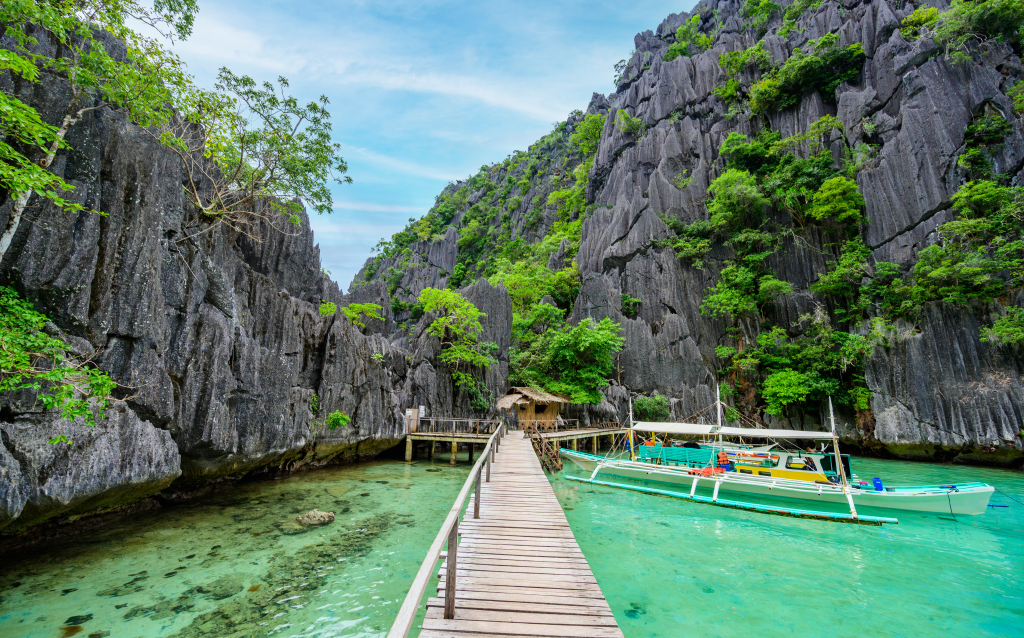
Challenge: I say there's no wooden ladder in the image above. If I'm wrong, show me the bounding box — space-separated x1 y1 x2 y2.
525 422 562 473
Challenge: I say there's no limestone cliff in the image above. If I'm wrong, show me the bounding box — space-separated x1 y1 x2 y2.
0 30 512 535
358 0 1024 466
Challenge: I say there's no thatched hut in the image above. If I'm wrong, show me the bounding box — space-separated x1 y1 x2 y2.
496 387 572 428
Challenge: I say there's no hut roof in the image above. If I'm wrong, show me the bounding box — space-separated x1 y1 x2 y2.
496 393 529 411
496 387 572 411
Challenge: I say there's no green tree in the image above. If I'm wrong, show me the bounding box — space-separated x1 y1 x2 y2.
613 110 645 137
982 306 1024 345
663 14 714 61
761 369 810 415
0 287 117 443
319 301 384 329
707 169 768 230
541 318 625 404
418 288 495 399
570 113 605 156
0 0 199 261
163 69 352 233
634 394 670 421
806 176 865 225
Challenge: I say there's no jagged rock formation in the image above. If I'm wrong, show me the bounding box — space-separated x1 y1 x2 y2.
357 0 1023 466
0 30 512 534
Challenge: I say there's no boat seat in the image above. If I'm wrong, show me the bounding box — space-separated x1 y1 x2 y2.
637 446 714 467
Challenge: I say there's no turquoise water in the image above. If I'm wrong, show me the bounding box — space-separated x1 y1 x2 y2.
550 456 1024 638
2 453 1021 638
0 458 469 638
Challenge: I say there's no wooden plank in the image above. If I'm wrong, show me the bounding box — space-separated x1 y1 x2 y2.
425 607 620 627
437 576 605 593
440 563 596 577
391 431 621 638
433 590 613 609
425 597 613 617
421 618 624 637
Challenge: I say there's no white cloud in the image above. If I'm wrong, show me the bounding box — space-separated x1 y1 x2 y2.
338 66 570 122
332 200 427 213
340 144 466 182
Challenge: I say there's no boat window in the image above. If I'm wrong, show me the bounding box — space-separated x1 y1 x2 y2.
785 456 818 472
819 454 853 479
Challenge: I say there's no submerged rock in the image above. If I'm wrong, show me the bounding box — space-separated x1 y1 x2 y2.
295 509 335 526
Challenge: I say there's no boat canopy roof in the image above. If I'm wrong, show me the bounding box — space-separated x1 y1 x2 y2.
631 422 836 440
632 422 717 435
718 427 835 440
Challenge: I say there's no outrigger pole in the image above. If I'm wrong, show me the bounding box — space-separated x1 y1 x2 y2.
829 397 858 518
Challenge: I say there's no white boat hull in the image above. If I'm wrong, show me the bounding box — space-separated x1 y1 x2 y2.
562 452 994 515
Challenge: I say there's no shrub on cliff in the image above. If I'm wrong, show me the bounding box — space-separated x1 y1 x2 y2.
748 34 865 113
663 14 713 61
634 394 670 421
0 287 117 443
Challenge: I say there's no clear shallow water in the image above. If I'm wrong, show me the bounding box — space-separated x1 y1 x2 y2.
551 455 1024 638
0 458 469 638
3 453 1021 638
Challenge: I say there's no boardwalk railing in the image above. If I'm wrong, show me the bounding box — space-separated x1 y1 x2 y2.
387 422 506 638
517 419 622 432
517 418 579 431
415 417 502 436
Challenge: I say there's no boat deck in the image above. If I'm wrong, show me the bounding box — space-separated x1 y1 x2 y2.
420 431 624 637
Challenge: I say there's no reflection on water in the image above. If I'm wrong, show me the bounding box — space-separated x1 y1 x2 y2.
551 455 1024 638
0 458 469 638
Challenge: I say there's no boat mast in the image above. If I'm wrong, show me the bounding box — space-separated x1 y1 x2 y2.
628 394 635 462
715 384 722 460
829 397 857 517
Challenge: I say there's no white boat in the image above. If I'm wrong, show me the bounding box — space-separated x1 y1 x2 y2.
561 397 994 517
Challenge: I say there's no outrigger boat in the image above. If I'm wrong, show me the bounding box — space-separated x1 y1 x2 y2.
562 397 994 518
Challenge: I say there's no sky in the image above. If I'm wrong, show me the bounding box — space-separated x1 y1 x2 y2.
166 0 696 289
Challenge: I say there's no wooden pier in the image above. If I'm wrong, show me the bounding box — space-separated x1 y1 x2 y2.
404 414 624 465
388 428 624 638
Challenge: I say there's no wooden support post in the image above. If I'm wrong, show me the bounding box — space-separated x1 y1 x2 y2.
486 452 491 482
468 443 474 464
405 437 413 462
450 442 458 466
473 468 481 519
571 438 577 451
592 435 598 454
444 520 458 619
430 441 435 458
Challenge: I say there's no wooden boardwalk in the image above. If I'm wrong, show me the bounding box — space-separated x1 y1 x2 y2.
420 431 623 638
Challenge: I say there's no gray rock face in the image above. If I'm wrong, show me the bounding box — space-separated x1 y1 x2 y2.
572 0 1024 464
862 303 1024 463
349 0 1023 466
0 31 511 533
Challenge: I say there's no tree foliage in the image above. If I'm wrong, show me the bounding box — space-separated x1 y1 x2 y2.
163 69 351 233
0 287 117 442
0 0 200 260
748 34 865 113
418 288 495 405
533 319 625 404
663 14 714 61
901 0 1024 60
570 113 605 156
634 394 670 421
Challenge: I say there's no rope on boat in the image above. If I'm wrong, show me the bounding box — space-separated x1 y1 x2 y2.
994 488 1023 506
